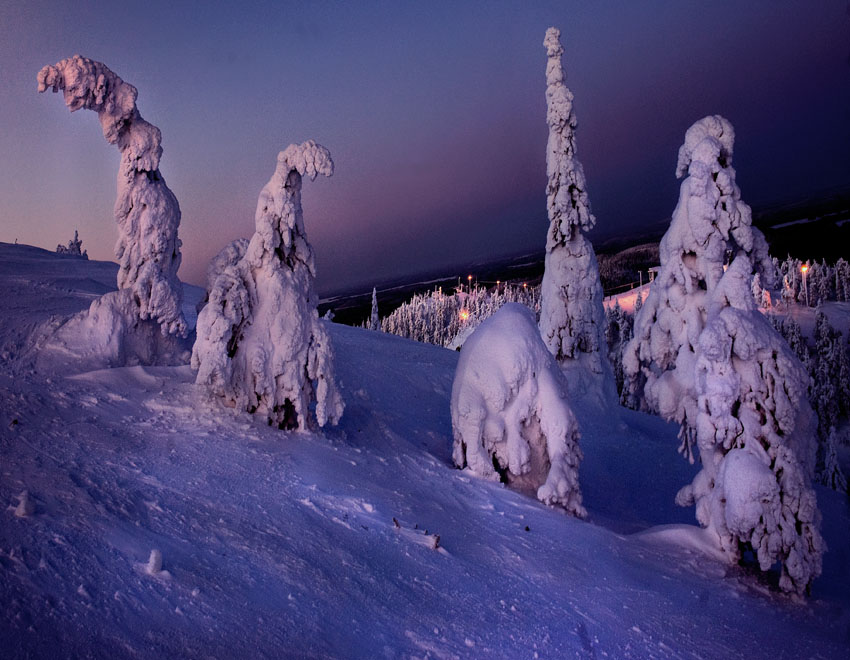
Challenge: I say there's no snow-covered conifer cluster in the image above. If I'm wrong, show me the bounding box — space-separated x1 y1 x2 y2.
192 141 343 430
381 282 539 348
624 116 823 594
538 28 607 375
451 303 584 516
38 56 186 337
55 230 88 259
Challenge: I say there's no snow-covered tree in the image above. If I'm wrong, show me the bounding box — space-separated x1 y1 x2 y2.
451 303 584 516
677 256 822 594
192 141 344 430
56 230 87 258
538 28 608 377
370 287 380 331
623 116 774 456
38 55 186 337
624 116 821 594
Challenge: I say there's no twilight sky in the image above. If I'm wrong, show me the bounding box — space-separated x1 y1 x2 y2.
1 1 848 293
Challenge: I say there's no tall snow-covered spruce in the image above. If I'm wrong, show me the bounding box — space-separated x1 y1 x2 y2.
451 304 584 516
38 55 186 338
192 142 343 430
538 28 607 378
370 287 380 331
624 116 822 594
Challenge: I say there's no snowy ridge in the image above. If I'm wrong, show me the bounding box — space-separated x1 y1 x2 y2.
1 243 849 657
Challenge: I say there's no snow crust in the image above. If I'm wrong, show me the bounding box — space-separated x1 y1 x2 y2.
192 142 344 430
451 303 584 516
538 28 608 378
624 116 822 593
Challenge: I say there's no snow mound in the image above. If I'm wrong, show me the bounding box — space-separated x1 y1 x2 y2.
451 303 584 516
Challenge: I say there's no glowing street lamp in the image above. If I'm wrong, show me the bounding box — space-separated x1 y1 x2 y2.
801 264 809 307
460 309 470 321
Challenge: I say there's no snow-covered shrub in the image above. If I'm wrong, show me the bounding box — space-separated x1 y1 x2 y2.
192 141 343 430
451 303 584 516
625 115 822 594
538 28 607 376
38 55 186 338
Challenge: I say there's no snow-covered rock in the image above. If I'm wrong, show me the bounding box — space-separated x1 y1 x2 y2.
538 28 608 381
451 303 584 516
37 55 186 362
192 141 344 430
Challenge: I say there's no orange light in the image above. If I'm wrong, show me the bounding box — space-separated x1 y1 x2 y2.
523 282 527 288
801 265 808 273
468 275 472 281
460 309 470 321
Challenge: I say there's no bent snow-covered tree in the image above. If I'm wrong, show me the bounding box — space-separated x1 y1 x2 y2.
624 116 822 594
192 142 344 430
538 28 607 377
451 303 584 516
38 55 186 337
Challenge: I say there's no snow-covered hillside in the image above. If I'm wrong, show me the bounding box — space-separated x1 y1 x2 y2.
1 243 849 658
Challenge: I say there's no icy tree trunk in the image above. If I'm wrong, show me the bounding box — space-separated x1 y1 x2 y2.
538 28 607 378
38 55 186 337
192 141 344 430
624 116 822 594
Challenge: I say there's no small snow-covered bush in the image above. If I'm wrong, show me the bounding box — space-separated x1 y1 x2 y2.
451 303 584 516
192 141 343 430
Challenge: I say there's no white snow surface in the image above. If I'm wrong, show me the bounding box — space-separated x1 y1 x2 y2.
451 304 584 516
1 243 849 658
37 55 186 338
192 142 343 430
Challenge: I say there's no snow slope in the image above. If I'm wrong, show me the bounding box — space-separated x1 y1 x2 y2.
1 243 849 658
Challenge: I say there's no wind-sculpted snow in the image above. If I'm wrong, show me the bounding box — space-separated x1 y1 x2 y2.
539 28 607 377
37 55 186 338
192 141 343 430
451 304 584 516
624 116 822 593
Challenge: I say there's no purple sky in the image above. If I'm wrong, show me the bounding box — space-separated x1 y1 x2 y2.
1 1 848 293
